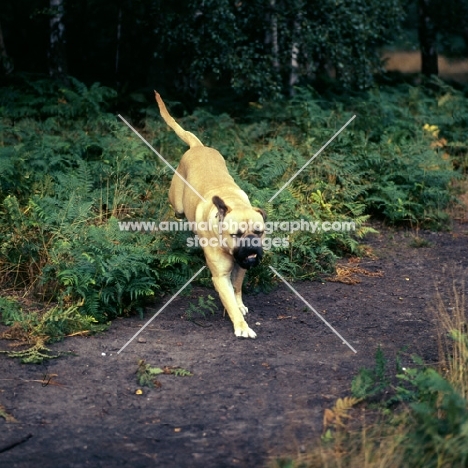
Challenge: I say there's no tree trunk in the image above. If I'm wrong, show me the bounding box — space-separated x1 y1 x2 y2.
289 15 301 96
116 7 123 83
49 0 68 81
270 0 280 74
418 0 438 76
462 13 468 52
0 19 14 74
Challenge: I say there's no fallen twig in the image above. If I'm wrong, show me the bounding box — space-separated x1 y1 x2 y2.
0 434 33 453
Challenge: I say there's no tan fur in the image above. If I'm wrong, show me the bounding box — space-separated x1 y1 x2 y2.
155 92 204 149
156 92 266 338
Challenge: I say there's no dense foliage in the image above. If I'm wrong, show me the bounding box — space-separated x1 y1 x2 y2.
0 75 466 359
0 0 405 99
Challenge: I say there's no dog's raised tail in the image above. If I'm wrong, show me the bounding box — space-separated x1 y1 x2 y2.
155 91 204 149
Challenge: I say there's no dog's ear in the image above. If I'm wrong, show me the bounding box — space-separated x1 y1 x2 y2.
253 207 267 221
212 196 230 221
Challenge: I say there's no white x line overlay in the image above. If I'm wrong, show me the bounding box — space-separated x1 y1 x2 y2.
117 266 206 354
117 110 357 354
269 266 357 353
118 114 207 203
268 114 356 202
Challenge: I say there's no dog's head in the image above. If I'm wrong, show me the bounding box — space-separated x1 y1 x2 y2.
213 195 266 270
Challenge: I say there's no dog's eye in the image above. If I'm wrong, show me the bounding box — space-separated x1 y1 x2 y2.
253 230 264 235
230 234 237 238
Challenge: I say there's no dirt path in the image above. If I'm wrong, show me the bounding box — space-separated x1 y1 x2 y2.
1 222 468 467
382 50 468 83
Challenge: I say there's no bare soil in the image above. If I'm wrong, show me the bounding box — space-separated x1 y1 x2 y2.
1 221 468 468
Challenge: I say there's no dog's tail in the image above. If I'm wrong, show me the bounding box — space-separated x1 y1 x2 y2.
155 91 204 148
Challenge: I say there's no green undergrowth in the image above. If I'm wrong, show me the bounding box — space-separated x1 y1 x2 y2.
0 75 466 358
185 294 218 321
0 296 107 363
136 359 192 389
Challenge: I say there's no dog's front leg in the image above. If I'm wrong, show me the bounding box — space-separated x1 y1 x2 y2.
231 263 248 315
204 247 256 338
211 275 256 338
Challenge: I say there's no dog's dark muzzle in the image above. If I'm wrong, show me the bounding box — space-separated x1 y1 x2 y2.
233 235 264 270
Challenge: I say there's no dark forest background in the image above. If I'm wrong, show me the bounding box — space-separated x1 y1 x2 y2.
1 0 468 107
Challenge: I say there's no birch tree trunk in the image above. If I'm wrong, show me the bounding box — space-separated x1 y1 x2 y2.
270 0 280 74
49 0 68 81
418 0 438 76
289 15 301 96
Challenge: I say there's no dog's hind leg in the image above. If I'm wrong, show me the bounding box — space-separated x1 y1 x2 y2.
168 171 186 219
231 263 248 315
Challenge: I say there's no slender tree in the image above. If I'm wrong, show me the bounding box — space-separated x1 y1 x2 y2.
289 12 301 96
115 6 123 83
48 0 68 81
270 0 280 74
0 18 13 74
418 0 438 76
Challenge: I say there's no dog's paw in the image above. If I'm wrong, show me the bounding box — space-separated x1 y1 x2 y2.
234 324 257 339
238 305 249 316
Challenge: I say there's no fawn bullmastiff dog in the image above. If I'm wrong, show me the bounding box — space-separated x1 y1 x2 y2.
155 92 265 338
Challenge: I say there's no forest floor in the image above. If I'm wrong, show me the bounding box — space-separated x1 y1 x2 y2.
1 216 468 467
